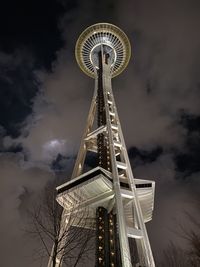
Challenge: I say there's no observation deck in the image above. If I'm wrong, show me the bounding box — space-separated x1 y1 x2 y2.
75 23 131 78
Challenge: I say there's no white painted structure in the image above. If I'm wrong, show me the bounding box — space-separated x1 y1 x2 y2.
48 23 155 267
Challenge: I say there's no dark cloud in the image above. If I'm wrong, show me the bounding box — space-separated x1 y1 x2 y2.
174 113 200 178
51 153 75 173
0 50 39 137
0 0 66 70
128 146 163 165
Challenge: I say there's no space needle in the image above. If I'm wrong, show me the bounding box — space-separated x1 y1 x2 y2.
51 23 155 267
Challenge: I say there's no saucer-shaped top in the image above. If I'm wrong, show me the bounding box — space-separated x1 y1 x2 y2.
75 23 131 78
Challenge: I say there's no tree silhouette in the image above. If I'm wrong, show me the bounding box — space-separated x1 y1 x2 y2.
160 211 200 267
26 180 95 267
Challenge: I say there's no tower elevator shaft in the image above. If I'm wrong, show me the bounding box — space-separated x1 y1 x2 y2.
96 51 120 267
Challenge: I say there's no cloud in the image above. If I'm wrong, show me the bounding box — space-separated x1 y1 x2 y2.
0 49 39 138
118 0 200 73
114 0 200 147
15 51 92 163
132 154 200 261
0 152 55 266
6 0 200 163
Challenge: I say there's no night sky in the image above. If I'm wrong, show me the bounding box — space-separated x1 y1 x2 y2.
0 0 200 266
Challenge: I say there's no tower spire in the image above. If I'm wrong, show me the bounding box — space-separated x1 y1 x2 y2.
52 23 155 267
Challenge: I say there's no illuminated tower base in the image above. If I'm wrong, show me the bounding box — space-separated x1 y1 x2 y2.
53 23 155 267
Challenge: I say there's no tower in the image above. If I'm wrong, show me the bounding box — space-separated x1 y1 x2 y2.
55 23 155 267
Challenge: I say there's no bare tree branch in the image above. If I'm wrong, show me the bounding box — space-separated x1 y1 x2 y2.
160 209 200 267
26 179 95 266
